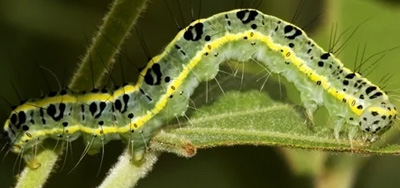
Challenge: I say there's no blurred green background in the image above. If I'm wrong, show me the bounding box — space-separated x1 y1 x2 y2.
0 0 400 187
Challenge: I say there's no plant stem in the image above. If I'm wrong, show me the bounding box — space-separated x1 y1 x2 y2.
15 140 62 188
69 0 148 90
98 150 159 188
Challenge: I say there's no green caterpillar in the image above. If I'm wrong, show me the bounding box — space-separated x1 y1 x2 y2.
3 9 397 167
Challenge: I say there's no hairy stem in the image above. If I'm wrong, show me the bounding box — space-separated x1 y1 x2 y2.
69 0 148 90
98 150 159 188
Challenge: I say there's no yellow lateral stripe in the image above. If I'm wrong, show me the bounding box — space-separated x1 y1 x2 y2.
78 93 112 102
15 95 77 111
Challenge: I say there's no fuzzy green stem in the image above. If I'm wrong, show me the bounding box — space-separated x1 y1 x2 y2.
98 150 159 188
15 140 62 188
69 0 148 90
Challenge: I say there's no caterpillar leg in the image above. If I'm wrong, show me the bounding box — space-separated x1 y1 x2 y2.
302 100 318 125
332 117 345 141
347 126 359 149
132 148 146 163
24 154 41 169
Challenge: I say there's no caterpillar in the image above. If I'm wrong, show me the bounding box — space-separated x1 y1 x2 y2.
2 8 397 167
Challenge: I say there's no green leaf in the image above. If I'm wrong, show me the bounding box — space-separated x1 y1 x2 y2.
152 90 400 155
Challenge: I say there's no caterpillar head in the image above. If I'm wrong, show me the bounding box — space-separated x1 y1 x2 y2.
3 114 29 154
3 107 41 154
359 103 397 136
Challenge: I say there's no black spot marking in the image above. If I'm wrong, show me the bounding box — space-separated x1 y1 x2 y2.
62 122 68 127
374 127 382 133
343 80 349 85
47 103 66 121
183 23 204 41
382 115 387 120
89 102 97 117
369 92 383 99
128 113 134 119
205 35 211 41
17 111 26 128
365 127 370 132
359 94 364 99
307 49 312 54
144 63 163 86
40 108 46 124
10 113 17 125
284 25 302 40
122 94 130 113
365 86 377 95
152 63 162 85
345 73 356 79
373 120 380 124
144 69 154 85
98 121 104 125
22 125 29 131
320 53 330 60
349 117 354 120
236 10 258 24
289 43 295 48
251 24 257 29
140 88 153 101
316 81 321 85
357 105 363 110
342 98 347 103
94 102 106 118
318 61 324 67
114 99 122 112
165 76 170 83
174 45 181 49
371 111 379 116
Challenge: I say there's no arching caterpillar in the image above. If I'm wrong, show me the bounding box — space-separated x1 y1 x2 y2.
3 9 397 166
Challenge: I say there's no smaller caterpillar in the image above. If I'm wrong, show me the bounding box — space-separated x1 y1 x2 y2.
3 9 397 167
